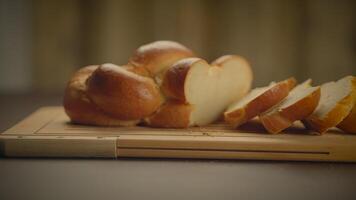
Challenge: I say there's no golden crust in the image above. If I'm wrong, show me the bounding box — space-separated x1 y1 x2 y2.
86 63 163 120
123 64 150 77
63 65 138 126
63 41 258 128
260 87 321 134
128 40 194 76
338 103 356 133
302 94 354 134
338 77 356 134
224 77 297 128
303 77 356 134
145 100 192 128
161 57 204 102
63 41 195 127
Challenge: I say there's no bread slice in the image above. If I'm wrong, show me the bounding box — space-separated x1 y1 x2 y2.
259 80 320 134
147 55 253 127
303 76 356 134
338 102 356 133
224 77 296 128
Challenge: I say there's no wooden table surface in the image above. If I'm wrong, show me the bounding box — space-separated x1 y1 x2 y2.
1 94 356 200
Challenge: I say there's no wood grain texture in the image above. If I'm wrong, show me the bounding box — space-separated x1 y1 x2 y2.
0 135 117 158
1 106 356 161
3 107 58 135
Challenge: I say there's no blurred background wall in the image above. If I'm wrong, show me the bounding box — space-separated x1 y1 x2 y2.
0 0 355 94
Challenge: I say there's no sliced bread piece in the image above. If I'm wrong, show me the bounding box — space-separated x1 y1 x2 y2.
259 80 320 134
338 102 356 133
303 76 356 134
224 77 296 128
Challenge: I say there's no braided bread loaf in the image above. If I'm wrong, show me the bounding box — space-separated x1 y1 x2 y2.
64 41 253 128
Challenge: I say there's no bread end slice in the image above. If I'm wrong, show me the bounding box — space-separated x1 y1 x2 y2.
338 104 356 133
302 76 356 134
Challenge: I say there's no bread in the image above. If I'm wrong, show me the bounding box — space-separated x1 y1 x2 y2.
259 80 321 134
63 65 139 126
146 100 192 128
338 102 356 133
128 40 194 77
146 55 253 127
63 40 354 132
303 76 356 134
86 63 163 120
64 41 253 128
64 41 194 126
224 77 296 128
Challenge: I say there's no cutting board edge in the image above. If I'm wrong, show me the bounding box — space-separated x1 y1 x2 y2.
1 106 356 162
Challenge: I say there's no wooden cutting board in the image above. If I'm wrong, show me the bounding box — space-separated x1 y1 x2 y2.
1 106 356 162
